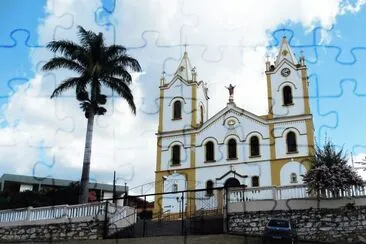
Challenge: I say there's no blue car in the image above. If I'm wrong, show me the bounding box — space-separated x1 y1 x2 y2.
262 218 298 244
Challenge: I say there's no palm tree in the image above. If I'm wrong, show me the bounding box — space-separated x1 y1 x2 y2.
42 26 141 204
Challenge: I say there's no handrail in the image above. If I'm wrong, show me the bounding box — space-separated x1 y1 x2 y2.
0 202 106 223
228 183 366 203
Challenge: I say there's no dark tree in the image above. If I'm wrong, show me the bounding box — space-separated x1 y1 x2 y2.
42 26 141 203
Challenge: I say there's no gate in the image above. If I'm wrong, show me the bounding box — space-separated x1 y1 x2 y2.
106 187 225 238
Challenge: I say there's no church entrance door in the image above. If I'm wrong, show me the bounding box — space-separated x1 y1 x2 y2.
224 177 240 187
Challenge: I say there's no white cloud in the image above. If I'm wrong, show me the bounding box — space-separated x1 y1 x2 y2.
0 0 365 193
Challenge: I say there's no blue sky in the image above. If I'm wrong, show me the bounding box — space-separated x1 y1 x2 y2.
0 0 366 189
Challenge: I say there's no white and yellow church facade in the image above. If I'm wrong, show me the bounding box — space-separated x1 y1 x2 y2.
154 37 314 214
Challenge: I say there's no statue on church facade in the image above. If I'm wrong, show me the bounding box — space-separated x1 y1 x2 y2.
226 84 236 102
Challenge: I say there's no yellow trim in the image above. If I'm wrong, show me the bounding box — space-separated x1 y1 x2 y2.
266 74 273 119
158 89 164 132
153 168 196 217
156 138 162 171
300 67 315 157
191 84 197 127
306 119 315 156
269 123 276 160
189 83 197 214
300 68 311 115
156 88 164 172
153 171 165 215
190 133 196 168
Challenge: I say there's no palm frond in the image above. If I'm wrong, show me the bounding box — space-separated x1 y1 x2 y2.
104 77 136 114
51 77 88 98
104 45 127 60
108 56 142 72
101 66 132 84
42 57 85 73
46 40 85 58
77 25 98 49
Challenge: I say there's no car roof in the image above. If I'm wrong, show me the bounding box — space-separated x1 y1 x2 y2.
268 218 290 221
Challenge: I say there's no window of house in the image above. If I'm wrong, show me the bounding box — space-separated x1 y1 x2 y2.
173 100 182 119
290 173 297 183
172 183 178 192
206 180 214 196
172 145 181 165
286 131 297 153
250 136 260 157
205 141 215 162
283 86 293 105
228 138 237 159
251 176 259 187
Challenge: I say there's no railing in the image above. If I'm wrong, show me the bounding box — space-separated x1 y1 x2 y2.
0 202 106 223
228 183 366 203
108 205 137 229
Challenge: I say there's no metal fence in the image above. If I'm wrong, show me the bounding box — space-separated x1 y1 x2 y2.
2 183 366 238
106 187 225 238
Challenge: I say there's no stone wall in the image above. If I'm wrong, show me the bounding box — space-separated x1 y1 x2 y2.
0 219 104 242
229 206 366 243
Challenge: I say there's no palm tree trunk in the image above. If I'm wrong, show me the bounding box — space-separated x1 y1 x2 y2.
78 111 95 204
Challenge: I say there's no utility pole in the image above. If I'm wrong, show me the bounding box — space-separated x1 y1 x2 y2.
113 171 116 204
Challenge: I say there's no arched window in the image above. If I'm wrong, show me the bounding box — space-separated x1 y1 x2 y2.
286 131 297 153
251 176 259 187
172 145 181 165
205 141 215 162
290 173 297 183
283 86 293 105
173 100 182 119
200 105 204 124
250 136 260 157
227 138 237 159
206 180 214 196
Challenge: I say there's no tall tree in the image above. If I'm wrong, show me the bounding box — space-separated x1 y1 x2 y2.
42 26 141 203
302 140 364 203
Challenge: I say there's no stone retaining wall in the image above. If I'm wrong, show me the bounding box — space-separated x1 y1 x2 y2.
0 219 104 242
229 206 366 243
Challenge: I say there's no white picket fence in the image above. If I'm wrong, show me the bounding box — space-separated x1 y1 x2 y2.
0 201 137 229
228 184 366 203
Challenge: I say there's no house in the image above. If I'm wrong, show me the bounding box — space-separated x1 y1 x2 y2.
0 173 127 202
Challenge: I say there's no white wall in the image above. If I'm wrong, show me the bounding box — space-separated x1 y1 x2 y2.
195 162 272 189
160 135 191 170
274 120 309 159
280 160 307 186
163 78 193 132
195 109 270 167
270 63 305 118
162 173 187 213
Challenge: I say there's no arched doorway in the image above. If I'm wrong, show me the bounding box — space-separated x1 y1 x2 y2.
224 177 240 187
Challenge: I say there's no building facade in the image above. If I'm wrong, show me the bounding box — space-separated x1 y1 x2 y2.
154 37 315 214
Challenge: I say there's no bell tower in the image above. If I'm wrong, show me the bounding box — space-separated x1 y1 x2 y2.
265 36 311 119
157 51 209 133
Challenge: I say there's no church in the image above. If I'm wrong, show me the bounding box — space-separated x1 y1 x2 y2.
153 37 314 214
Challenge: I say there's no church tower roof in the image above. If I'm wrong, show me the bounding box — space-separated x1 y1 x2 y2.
174 51 195 81
275 36 297 65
